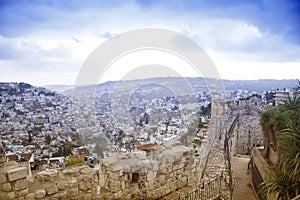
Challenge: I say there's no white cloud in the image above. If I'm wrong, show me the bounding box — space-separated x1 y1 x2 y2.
100 49 200 83
0 1 299 85
215 61 300 80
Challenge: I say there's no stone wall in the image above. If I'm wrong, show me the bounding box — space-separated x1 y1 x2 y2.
251 148 278 200
0 162 29 200
231 115 264 155
211 100 229 119
0 162 99 200
226 101 267 155
99 145 200 200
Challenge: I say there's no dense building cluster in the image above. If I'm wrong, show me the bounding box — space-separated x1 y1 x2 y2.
0 83 78 162
0 79 296 169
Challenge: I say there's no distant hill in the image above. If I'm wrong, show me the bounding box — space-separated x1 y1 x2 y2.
59 78 298 96
221 79 297 93
42 84 74 93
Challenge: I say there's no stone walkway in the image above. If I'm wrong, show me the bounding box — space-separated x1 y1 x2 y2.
232 155 257 200
201 138 226 181
163 118 237 200
200 135 231 199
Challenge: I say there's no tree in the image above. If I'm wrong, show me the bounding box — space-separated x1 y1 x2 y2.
265 91 275 104
293 79 300 95
260 108 288 158
63 142 73 156
27 130 32 143
260 95 300 199
52 146 63 157
198 117 204 129
261 125 300 200
280 95 300 111
94 143 104 158
200 103 211 116
45 134 51 145
52 142 73 157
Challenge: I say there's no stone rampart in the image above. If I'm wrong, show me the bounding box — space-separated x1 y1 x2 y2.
0 162 99 200
99 145 200 200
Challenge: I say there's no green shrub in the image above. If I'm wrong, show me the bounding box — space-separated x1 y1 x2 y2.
65 157 84 167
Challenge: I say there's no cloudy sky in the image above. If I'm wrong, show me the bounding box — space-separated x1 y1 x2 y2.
0 0 299 85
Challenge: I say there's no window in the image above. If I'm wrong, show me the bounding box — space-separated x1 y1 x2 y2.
132 173 139 182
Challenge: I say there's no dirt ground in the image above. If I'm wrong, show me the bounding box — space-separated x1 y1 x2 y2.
232 155 257 200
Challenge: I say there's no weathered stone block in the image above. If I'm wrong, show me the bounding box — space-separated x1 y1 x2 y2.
148 180 155 188
117 191 124 199
125 193 132 200
90 188 98 200
159 167 168 175
99 164 106 174
152 161 159 171
152 189 161 199
57 181 66 190
130 184 139 194
131 151 146 159
0 156 6 164
2 182 11 192
170 182 177 191
180 175 187 181
79 179 92 191
7 167 27 181
14 178 28 190
108 172 119 181
45 184 58 195
84 193 92 200
80 167 92 174
35 170 59 182
93 174 98 183
76 194 84 200
68 179 78 188
63 167 79 175
0 192 6 200
35 189 46 199
68 187 78 198
18 188 29 197
99 173 105 188
26 193 35 200
121 181 126 190
6 192 15 200
164 188 171 196
52 191 67 198
173 163 184 171
146 171 157 182
0 171 7 183
109 180 120 193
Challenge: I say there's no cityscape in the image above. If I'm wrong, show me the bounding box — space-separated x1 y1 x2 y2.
1 1 300 200
0 78 299 199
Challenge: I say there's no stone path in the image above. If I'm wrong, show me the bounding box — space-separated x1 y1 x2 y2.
199 134 231 200
201 137 226 182
232 155 257 200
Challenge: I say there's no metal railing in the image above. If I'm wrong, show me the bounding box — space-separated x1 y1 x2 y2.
223 115 239 200
251 163 266 200
179 173 229 200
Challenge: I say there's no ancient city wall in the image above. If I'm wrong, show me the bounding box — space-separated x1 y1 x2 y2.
0 163 29 200
0 162 99 200
231 115 263 155
99 145 200 200
224 100 266 155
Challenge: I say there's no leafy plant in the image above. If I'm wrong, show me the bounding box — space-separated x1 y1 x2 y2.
260 95 300 199
65 157 84 167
